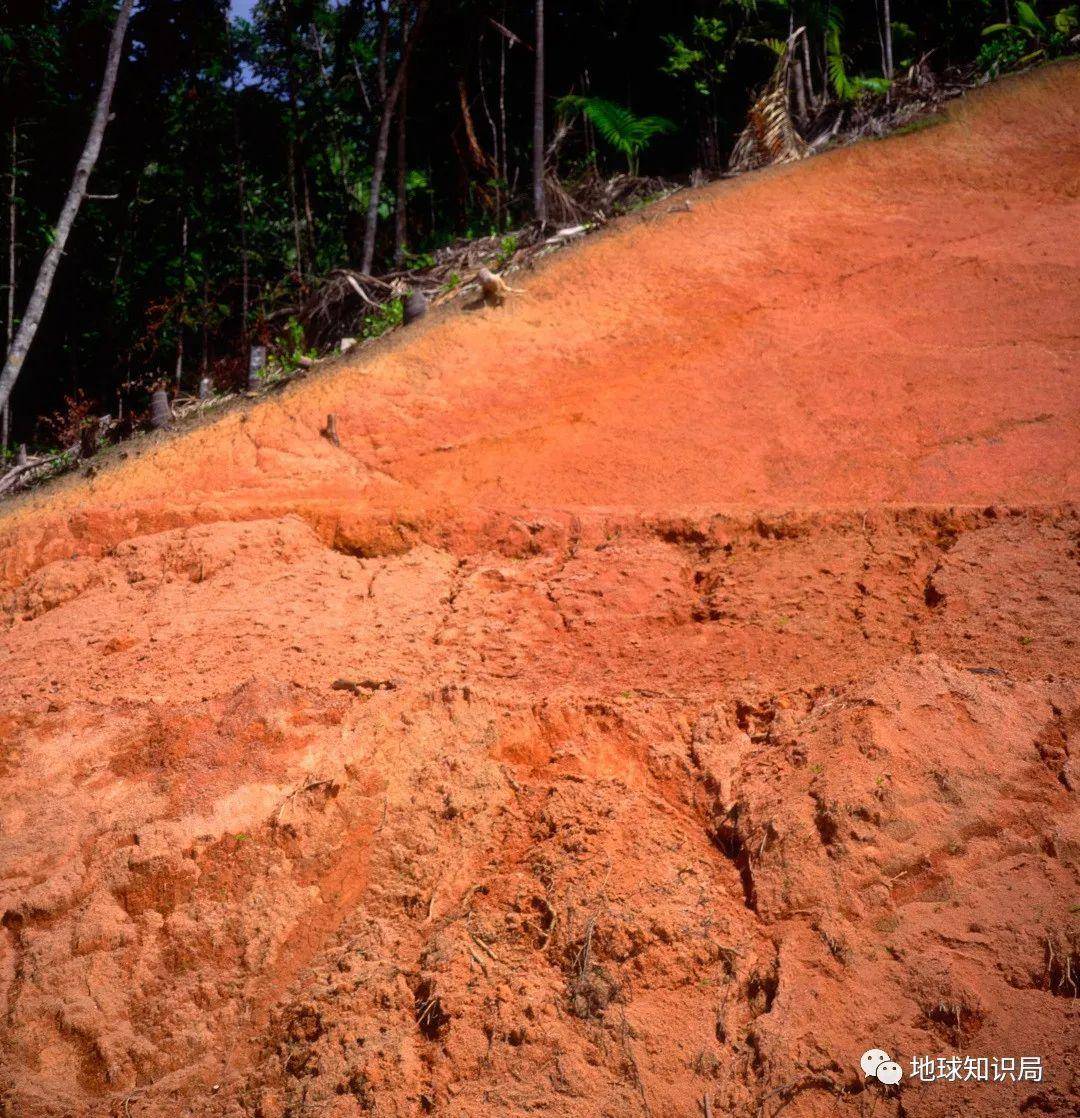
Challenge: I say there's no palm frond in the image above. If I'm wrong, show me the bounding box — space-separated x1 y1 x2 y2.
729 34 809 173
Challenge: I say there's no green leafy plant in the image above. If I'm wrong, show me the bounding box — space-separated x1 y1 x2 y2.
555 95 676 175
661 15 732 97
362 297 403 340
826 15 891 102
276 316 317 374
496 233 518 268
980 2 1079 72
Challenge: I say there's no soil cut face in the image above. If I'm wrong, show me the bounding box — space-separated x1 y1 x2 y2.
1 63 1078 1118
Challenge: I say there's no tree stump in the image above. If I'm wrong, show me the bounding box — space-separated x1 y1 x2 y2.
150 388 171 430
79 422 97 459
403 290 428 325
248 345 267 392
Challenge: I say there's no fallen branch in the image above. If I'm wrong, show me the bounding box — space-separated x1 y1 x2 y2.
0 441 78 496
343 273 382 308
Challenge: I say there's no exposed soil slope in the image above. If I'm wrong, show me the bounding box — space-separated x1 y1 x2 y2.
1 63 1078 1118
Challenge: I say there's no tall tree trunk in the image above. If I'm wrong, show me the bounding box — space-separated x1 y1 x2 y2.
498 11 509 226
532 0 546 222
882 0 894 80
3 122 16 450
792 55 808 123
361 0 426 275
285 53 308 278
302 164 318 267
478 39 501 228
200 271 209 376
0 0 135 416
394 73 408 266
286 135 305 276
310 21 356 205
233 84 250 347
175 213 188 391
374 0 389 101
801 27 816 109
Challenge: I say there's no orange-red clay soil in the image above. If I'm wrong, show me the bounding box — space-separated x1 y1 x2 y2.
1 62 1078 1118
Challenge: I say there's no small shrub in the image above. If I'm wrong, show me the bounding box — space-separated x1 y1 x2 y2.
362 297 403 339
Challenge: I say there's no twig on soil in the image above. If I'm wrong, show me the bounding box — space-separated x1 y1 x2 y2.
466 941 490 976
452 881 487 918
755 1074 843 1117
535 896 558 950
469 930 503 964
331 677 398 694
274 777 335 824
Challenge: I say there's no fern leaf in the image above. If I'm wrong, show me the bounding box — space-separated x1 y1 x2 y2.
556 95 675 171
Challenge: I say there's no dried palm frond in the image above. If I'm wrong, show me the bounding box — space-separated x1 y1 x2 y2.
729 30 809 173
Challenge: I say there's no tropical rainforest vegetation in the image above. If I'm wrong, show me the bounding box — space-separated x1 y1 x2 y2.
1 0 1077 454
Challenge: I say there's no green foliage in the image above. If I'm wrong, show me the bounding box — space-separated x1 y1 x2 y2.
362 298 403 340
891 21 918 68
6 0 1075 451
1055 5 1080 33
496 234 518 268
826 15 891 102
405 251 436 271
275 317 317 374
1017 0 1049 33
662 16 732 96
981 2 1080 71
977 24 1036 70
555 95 676 174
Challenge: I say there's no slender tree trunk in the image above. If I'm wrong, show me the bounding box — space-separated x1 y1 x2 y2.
233 85 250 347
200 272 209 376
0 0 135 416
175 213 188 391
478 39 501 228
498 12 509 226
532 0 546 222
582 69 597 172
361 0 426 275
801 28 816 109
882 0 894 79
284 47 309 279
3 122 16 450
792 55 808 123
360 101 397 274
310 21 356 205
301 164 318 267
375 0 389 101
286 135 304 276
394 72 408 266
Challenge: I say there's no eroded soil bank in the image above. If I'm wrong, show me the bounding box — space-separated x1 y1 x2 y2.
1 62 1078 1118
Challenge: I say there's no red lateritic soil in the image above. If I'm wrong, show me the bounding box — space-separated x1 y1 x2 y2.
1 61 1078 1118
